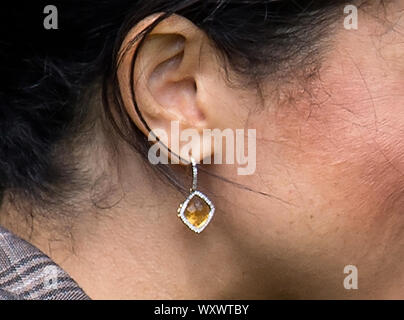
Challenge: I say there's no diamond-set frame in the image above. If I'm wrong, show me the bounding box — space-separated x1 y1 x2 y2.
177 190 215 233
177 157 215 233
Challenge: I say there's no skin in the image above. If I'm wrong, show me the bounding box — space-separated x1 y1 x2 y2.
1 1 404 299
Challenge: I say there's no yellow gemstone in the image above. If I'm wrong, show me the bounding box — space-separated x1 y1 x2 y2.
184 196 211 228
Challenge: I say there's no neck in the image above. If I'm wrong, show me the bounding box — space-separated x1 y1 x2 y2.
0 152 250 299
2 150 404 299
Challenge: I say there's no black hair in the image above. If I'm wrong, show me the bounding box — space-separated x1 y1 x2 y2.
0 0 357 210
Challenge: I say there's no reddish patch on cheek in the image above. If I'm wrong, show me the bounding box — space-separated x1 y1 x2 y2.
256 46 404 223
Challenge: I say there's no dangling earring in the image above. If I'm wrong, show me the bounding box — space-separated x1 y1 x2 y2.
177 157 215 233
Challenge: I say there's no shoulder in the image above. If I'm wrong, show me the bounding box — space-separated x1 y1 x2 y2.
0 226 89 300
0 288 20 300
0 226 26 300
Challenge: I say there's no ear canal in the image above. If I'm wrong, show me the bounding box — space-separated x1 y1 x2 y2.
149 51 184 87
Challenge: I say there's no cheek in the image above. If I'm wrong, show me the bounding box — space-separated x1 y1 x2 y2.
216 16 404 256
254 65 404 236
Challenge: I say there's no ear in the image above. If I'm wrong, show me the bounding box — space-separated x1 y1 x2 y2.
117 14 225 164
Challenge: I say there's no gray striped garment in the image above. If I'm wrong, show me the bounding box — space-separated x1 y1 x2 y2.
0 226 89 300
